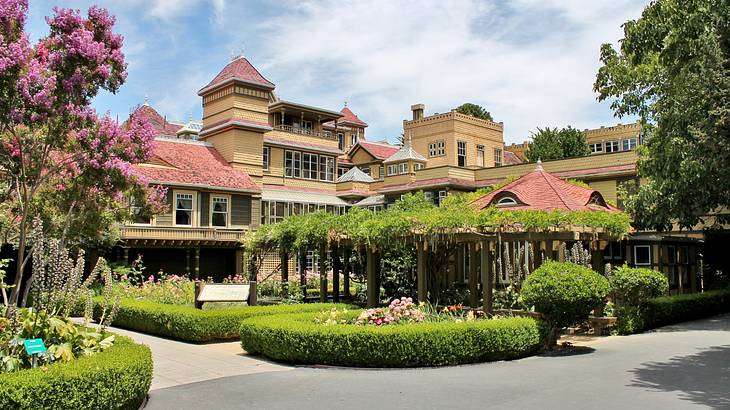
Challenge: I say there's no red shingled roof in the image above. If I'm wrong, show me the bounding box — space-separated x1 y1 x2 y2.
472 164 614 211
503 150 523 165
323 106 368 128
131 104 182 136
133 139 260 192
199 56 274 94
354 141 399 160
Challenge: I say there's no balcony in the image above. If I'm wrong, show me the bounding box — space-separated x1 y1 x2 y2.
274 124 337 140
120 226 248 247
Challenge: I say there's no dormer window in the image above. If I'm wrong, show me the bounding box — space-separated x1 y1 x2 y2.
588 193 607 208
495 196 518 207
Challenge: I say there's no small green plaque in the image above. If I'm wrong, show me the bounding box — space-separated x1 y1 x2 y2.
23 338 47 355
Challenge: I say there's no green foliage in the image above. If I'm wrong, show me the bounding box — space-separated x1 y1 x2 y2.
455 103 493 121
245 192 632 256
610 265 669 307
522 261 610 345
240 311 542 367
615 289 730 334
99 298 355 342
0 335 152 410
594 0 730 230
526 126 590 162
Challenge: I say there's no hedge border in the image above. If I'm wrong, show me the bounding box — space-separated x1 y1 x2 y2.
0 335 152 410
240 311 544 367
616 289 730 334
97 299 355 342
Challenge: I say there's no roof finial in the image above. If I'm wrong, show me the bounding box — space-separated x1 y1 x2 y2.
143 95 149 106
344 100 348 107
188 112 193 122
536 158 543 171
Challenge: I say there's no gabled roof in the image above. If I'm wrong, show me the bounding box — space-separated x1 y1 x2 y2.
337 166 374 183
350 140 399 160
199 56 275 95
324 106 368 128
131 104 183 136
383 145 427 164
472 161 615 212
503 150 523 165
133 137 260 193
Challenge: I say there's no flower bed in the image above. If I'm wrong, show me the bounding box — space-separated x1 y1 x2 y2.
0 335 152 410
239 310 544 367
97 298 355 342
615 288 730 334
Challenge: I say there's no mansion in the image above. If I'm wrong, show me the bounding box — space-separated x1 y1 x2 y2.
118 55 708 293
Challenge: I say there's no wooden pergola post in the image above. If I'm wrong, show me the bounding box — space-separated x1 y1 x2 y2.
332 244 341 303
366 247 379 307
343 247 351 300
280 249 289 297
533 241 543 271
417 240 427 303
545 240 554 261
319 243 328 303
591 241 603 273
468 242 479 308
481 240 493 314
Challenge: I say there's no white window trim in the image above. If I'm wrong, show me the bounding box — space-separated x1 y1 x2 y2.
210 194 231 228
387 164 397 176
634 245 652 266
263 146 269 171
496 196 518 206
399 162 408 174
173 189 197 227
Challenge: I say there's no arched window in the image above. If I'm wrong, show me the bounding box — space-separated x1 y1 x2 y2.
588 193 607 208
495 196 518 206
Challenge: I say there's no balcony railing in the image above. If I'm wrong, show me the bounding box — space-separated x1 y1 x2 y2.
274 124 337 140
121 226 247 242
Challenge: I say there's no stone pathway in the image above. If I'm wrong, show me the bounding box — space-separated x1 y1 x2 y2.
102 326 291 390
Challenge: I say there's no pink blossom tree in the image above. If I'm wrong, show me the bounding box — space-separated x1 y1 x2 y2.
0 1 158 306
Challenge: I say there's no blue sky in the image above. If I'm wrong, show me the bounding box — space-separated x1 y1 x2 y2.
26 0 647 144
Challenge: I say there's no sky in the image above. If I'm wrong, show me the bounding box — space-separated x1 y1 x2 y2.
25 0 648 144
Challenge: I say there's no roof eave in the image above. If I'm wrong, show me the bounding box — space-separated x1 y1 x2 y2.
149 180 261 195
198 77 275 96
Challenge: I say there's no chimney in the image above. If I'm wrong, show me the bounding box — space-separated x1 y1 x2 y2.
411 104 425 120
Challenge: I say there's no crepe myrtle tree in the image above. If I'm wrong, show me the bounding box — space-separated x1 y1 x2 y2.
0 1 159 307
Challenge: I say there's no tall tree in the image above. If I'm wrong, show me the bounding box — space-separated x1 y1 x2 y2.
594 0 730 230
0 1 157 306
455 103 493 121
526 126 590 162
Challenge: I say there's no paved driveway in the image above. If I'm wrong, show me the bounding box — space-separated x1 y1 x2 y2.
143 314 730 410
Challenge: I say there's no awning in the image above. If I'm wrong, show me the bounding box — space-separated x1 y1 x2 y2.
262 188 350 206
355 194 385 207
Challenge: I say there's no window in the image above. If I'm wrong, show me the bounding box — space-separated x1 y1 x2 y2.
269 201 285 224
211 196 229 227
284 150 302 178
302 153 318 179
605 140 619 152
622 138 637 151
603 242 624 261
494 148 503 166
428 140 445 157
300 120 312 131
130 198 151 225
495 196 517 206
262 146 269 171
476 145 485 167
350 132 358 146
338 166 349 178
437 190 447 206
590 143 603 154
634 245 651 266
387 164 398 176
361 167 370 176
457 141 467 167
424 191 434 204
414 163 424 171
399 162 408 174
379 165 385 181
174 192 194 226
320 156 335 181
337 133 344 150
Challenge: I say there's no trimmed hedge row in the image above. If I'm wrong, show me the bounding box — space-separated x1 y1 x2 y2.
0 335 152 410
240 312 544 367
616 289 730 334
97 299 354 342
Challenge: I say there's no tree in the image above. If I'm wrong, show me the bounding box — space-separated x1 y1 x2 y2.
455 103 493 121
526 126 590 162
594 0 730 230
0 2 157 306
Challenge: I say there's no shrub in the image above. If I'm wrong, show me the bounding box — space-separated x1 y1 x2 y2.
616 289 730 334
97 298 354 342
240 311 543 367
522 261 610 346
0 335 152 410
610 265 669 307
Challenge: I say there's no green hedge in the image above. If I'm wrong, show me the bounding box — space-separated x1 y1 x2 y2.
97 299 354 342
240 312 544 367
0 335 152 410
616 289 730 334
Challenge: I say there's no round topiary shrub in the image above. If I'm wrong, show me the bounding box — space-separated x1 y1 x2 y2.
240 311 544 367
522 260 610 347
609 265 669 307
0 335 152 410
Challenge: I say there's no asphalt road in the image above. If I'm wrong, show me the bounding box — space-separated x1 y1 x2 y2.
146 314 730 410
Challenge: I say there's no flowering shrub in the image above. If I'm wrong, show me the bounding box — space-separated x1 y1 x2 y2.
314 307 353 326
113 273 194 306
355 297 425 326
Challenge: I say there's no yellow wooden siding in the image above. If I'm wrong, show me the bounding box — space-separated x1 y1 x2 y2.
588 179 619 204
266 130 340 151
